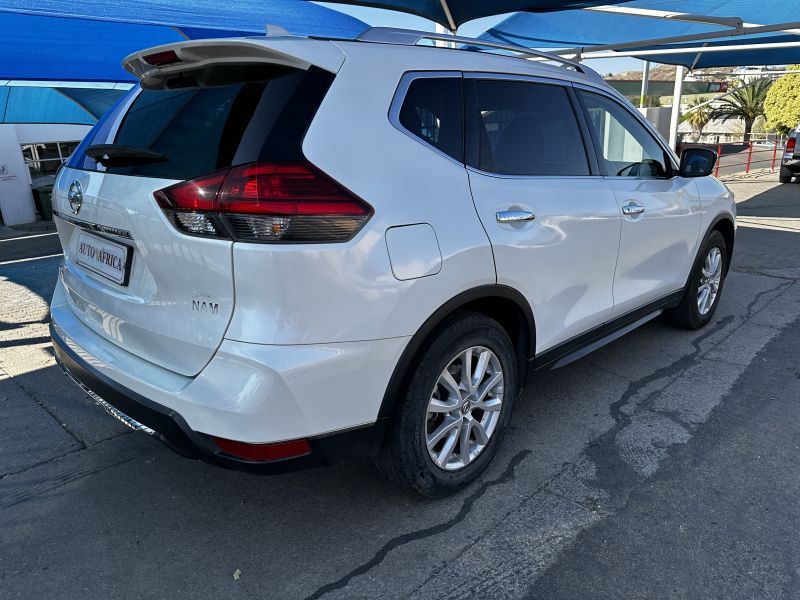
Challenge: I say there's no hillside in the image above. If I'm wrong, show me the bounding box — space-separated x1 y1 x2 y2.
606 65 738 81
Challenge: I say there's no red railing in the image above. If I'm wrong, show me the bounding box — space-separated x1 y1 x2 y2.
713 140 782 177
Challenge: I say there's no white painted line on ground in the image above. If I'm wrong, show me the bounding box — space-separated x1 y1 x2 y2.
0 232 59 242
0 253 63 266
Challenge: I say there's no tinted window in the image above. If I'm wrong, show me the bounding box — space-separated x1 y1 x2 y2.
466 80 589 177
579 91 670 178
69 67 333 181
398 77 463 161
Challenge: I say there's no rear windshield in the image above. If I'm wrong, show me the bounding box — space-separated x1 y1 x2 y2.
68 66 334 181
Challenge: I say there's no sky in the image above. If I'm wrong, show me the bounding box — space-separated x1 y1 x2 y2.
316 3 645 75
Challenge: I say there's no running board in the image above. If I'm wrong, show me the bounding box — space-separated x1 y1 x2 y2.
549 311 662 370
533 290 683 371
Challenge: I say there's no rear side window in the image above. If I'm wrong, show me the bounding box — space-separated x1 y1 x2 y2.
466 79 589 177
397 76 464 162
69 66 334 181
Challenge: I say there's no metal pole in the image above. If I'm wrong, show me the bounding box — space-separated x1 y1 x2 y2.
640 60 651 108
668 65 686 150
746 142 753 173
771 139 778 171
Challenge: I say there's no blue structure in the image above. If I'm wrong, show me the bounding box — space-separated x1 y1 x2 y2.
0 1 367 82
301 0 628 30
481 0 800 68
0 86 127 125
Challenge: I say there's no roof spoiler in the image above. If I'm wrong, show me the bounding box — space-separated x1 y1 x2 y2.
122 37 345 87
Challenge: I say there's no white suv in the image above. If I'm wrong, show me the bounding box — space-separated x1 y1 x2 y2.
50 28 735 497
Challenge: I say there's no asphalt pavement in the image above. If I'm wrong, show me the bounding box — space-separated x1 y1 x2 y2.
1 175 799 599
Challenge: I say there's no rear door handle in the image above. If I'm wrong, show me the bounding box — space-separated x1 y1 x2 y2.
621 201 645 217
496 210 535 223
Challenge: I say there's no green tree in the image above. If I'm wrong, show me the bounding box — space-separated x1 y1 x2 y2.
711 78 772 140
680 96 711 141
764 65 800 134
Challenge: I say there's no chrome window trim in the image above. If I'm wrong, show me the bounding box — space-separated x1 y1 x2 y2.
54 210 133 240
388 71 465 167
571 81 680 175
466 165 600 181
462 71 572 86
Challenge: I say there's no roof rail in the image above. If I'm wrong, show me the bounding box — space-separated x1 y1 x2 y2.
356 27 586 73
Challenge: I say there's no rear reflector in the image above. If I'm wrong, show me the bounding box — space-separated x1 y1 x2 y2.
154 161 372 243
212 436 312 462
142 50 182 66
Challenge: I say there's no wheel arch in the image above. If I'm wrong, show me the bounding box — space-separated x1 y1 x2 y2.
708 212 735 275
376 286 536 424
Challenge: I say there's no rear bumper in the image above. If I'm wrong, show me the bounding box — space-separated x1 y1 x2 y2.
781 158 800 172
51 323 387 472
49 271 407 471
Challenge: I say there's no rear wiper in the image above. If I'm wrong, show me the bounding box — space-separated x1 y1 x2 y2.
86 144 168 167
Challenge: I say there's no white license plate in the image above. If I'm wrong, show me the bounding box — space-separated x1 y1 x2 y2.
75 231 132 286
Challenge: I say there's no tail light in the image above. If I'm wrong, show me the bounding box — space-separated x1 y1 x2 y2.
153 161 372 243
142 50 182 66
212 436 311 462
786 136 797 154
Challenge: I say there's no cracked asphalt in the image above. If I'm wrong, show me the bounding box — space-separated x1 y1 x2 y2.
1 174 799 599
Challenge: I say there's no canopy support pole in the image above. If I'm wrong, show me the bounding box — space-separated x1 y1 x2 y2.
438 0 457 34
554 20 800 58
569 40 800 60
639 60 651 108
669 65 686 150
434 23 454 47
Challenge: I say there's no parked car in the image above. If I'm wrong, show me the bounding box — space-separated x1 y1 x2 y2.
50 28 735 497
779 125 799 183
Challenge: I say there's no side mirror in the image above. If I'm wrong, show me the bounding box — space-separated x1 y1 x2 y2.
679 147 717 178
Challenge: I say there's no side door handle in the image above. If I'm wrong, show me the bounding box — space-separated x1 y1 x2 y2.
496 210 535 223
621 201 645 217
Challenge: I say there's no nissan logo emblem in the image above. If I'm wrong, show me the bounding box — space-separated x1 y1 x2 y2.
68 180 83 215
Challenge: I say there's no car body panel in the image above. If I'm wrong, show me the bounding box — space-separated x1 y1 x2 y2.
49 34 736 454
781 128 799 174
51 281 408 442
606 175 702 315
468 171 621 353
52 167 235 376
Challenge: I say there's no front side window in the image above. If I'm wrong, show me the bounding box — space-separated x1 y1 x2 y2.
398 76 464 162
578 91 670 178
466 79 590 177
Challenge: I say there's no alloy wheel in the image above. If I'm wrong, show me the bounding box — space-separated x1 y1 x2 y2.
697 246 723 315
425 346 505 471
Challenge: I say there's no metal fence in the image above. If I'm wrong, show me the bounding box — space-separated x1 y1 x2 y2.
713 140 782 176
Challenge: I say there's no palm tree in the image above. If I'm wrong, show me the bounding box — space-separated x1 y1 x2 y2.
711 78 772 141
681 96 711 141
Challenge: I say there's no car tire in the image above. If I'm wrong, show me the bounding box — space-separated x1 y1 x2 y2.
779 167 793 183
376 311 517 498
667 230 727 330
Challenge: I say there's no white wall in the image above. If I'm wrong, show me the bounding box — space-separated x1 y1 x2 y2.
0 124 36 225
14 123 90 145
638 107 672 141
0 123 91 226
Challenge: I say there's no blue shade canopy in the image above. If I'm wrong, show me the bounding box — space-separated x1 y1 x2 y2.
0 86 127 124
0 1 368 82
312 0 625 28
310 1 630 29
481 0 800 68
